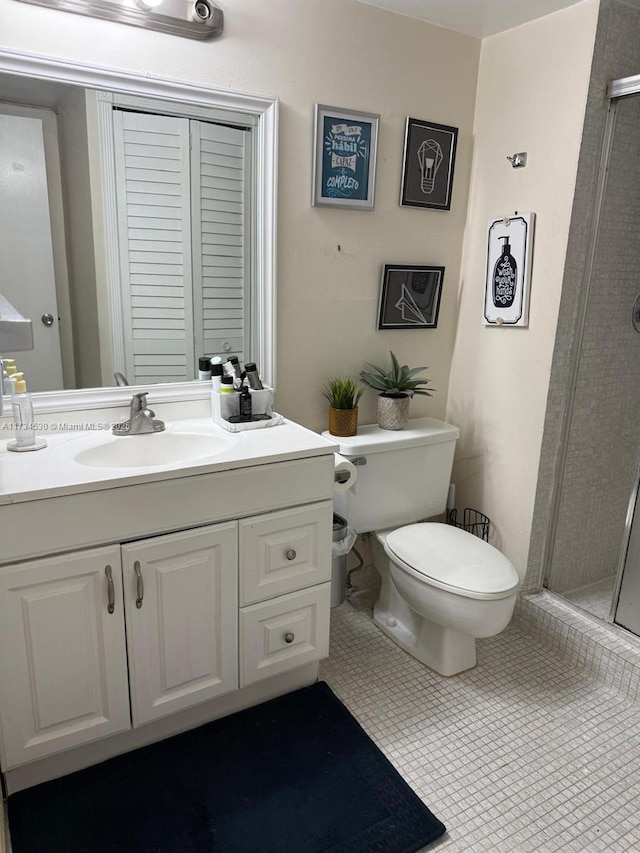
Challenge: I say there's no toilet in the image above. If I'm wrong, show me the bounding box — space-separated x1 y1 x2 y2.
326 417 519 676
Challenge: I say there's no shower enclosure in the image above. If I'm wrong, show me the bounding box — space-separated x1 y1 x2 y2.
544 75 640 636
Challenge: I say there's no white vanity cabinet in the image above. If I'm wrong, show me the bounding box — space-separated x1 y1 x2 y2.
121 522 239 727
0 546 131 768
0 440 336 790
0 522 239 768
239 503 333 686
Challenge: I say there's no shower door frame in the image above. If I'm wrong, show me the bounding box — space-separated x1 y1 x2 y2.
542 74 640 630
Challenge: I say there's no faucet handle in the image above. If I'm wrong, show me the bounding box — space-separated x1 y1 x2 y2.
131 392 149 411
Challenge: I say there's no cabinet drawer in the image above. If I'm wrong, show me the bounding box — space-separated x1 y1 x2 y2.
239 583 331 687
239 501 332 605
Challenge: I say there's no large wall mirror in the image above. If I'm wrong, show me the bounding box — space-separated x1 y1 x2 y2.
0 49 277 397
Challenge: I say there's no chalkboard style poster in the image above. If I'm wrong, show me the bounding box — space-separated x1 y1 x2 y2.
377 264 444 329
400 118 458 211
312 105 380 210
483 213 535 327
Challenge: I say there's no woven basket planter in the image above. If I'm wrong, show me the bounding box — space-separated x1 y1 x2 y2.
328 407 358 437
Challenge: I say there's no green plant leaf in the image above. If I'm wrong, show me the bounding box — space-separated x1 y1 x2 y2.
359 351 434 396
322 375 365 409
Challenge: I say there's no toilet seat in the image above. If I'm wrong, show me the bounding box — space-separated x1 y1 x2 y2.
381 523 519 601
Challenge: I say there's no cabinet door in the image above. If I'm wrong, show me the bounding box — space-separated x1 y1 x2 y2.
122 522 238 726
0 547 130 768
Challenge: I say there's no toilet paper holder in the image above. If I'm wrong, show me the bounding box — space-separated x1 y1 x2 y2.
334 456 365 484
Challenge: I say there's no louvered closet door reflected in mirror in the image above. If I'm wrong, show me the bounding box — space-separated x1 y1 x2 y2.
112 108 251 385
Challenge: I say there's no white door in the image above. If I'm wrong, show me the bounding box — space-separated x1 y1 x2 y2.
191 119 250 363
0 547 131 768
122 522 238 726
112 109 194 384
0 109 64 391
109 108 252 382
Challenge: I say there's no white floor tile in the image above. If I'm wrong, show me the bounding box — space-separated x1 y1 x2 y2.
319 600 640 852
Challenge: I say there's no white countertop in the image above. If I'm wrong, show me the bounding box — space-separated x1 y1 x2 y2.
0 418 339 505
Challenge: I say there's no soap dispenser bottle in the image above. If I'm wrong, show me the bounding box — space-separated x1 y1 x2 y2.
7 373 47 452
492 236 517 308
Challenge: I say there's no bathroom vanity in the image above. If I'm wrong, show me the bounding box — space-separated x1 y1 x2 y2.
0 417 337 792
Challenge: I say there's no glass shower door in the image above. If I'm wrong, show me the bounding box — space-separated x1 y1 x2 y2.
615 489 640 634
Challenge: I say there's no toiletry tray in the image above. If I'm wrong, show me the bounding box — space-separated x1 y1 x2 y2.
211 386 284 432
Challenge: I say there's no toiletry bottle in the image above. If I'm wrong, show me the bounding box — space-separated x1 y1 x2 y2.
0 358 17 417
198 357 212 380
211 362 223 393
7 373 46 452
1 358 17 396
239 383 252 421
2 358 17 386
220 375 235 393
492 236 517 308
227 356 243 381
245 362 264 390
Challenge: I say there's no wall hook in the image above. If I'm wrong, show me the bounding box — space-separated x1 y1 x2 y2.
507 152 527 168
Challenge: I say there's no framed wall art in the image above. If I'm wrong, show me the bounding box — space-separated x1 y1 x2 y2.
483 213 536 327
312 104 379 209
400 117 458 211
377 264 444 330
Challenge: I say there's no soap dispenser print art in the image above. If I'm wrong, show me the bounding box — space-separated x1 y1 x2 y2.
483 213 535 327
492 236 517 308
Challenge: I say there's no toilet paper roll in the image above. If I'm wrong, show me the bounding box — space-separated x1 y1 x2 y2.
334 453 357 493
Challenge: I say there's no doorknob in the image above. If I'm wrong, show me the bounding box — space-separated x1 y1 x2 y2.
41 313 55 327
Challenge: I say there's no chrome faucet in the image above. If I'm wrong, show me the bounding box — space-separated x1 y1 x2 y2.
113 371 129 387
113 392 165 436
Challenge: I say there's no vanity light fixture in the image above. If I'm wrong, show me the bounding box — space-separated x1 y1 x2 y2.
15 0 224 40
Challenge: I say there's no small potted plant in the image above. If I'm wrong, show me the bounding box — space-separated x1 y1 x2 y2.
360 351 433 431
322 376 365 437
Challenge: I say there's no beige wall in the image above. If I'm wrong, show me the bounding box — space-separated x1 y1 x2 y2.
1 0 606 580
446 0 599 576
0 0 480 427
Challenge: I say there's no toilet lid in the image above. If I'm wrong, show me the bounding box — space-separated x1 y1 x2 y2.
385 523 519 596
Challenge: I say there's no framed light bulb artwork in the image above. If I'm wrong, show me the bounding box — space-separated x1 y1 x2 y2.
483 213 536 327
400 118 458 211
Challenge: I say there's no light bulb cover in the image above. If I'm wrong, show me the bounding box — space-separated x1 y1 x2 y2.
15 0 224 40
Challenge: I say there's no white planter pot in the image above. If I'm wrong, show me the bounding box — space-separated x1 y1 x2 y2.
377 394 410 430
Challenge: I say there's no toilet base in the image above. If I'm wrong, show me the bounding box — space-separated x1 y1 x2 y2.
373 602 477 676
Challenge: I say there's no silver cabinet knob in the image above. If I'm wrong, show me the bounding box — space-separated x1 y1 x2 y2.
41 313 55 327
284 632 295 644
285 549 296 561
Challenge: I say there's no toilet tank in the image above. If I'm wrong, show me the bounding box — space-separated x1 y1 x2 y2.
326 417 460 534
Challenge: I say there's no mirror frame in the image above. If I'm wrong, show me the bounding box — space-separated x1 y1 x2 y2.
0 47 278 412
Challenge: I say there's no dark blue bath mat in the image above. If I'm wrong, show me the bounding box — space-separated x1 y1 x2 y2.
8 680 446 853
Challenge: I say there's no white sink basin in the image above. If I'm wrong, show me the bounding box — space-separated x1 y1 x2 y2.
74 430 233 469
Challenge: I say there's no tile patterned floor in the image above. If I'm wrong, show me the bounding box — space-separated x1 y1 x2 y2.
2 600 638 853
319 600 640 853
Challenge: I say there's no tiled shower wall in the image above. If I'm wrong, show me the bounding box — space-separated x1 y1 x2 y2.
549 90 640 593
514 0 640 700
524 0 640 598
